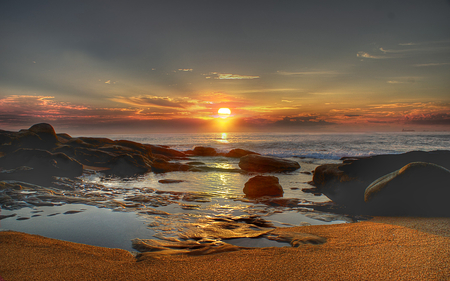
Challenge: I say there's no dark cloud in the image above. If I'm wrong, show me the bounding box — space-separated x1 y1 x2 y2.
405 113 450 125
272 116 335 127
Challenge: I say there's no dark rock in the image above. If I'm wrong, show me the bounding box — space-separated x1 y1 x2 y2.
243 175 284 198
104 154 152 177
56 133 72 143
114 140 153 158
64 138 95 148
146 144 186 159
77 137 115 147
313 150 450 215
239 154 300 173
224 149 259 158
158 179 184 184
190 146 218 156
0 149 83 185
363 162 450 216
151 158 189 173
28 123 56 137
186 161 206 166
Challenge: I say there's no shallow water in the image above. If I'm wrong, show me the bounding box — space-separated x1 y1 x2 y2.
0 157 349 251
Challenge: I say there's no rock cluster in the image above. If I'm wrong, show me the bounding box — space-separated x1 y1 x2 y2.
0 123 194 184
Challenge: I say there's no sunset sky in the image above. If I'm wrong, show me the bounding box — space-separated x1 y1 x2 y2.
1 1 449 134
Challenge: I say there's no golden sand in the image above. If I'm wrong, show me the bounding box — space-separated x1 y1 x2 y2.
1 218 449 280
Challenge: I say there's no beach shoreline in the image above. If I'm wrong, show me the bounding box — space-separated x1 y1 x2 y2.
1 216 449 280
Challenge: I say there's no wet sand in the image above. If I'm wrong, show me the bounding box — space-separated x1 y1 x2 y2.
1 217 449 280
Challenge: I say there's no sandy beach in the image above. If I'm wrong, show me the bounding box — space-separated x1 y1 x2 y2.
1 217 449 281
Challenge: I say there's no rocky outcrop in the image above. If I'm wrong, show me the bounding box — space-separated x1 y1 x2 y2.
0 148 83 185
146 144 187 159
363 162 450 215
239 154 300 173
243 175 284 198
312 150 450 215
223 148 259 158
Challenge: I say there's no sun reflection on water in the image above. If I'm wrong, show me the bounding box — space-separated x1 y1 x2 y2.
217 132 228 143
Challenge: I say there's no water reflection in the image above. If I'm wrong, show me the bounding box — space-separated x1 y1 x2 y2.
217 132 228 143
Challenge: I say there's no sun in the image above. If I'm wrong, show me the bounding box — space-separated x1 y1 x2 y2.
218 108 231 118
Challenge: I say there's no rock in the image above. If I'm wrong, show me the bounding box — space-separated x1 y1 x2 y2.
190 146 218 156
104 154 152 177
28 123 56 137
364 162 450 215
312 164 352 186
151 158 190 173
114 140 153 158
243 175 284 198
0 149 83 185
56 133 72 143
158 179 184 184
77 137 115 147
224 149 259 158
239 154 300 173
313 150 450 215
146 144 186 159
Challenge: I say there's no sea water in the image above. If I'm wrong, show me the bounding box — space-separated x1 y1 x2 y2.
1 132 449 251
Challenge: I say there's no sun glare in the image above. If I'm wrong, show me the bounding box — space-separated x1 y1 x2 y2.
218 108 231 118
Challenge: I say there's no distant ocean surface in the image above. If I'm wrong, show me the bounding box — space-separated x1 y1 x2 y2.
84 132 450 160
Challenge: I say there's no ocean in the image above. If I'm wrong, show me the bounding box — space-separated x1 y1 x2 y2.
1 131 449 251
97 131 450 160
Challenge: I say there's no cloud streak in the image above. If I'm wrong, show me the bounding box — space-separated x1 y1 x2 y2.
110 96 185 108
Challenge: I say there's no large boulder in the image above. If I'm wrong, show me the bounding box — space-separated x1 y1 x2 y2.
364 162 450 216
224 149 259 158
312 150 450 215
239 154 300 173
243 175 284 198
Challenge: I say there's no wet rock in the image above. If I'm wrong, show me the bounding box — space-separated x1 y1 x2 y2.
224 149 259 158
0 213 16 220
16 217 30 220
190 146 218 156
364 162 450 216
63 210 84 214
239 154 300 173
158 179 184 184
243 175 284 198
